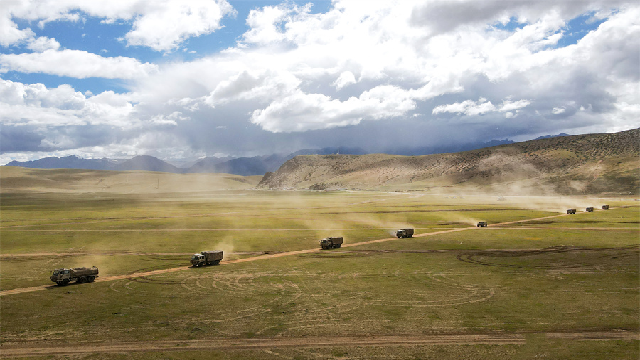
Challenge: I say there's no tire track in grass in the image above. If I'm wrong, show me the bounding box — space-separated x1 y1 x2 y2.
1 332 639 357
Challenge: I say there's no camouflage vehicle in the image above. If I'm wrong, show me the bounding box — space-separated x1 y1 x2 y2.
320 237 343 250
395 229 414 238
602 205 610 210
191 251 223 267
586 207 594 212
477 221 488 227
567 209 577 214
50 267 98 286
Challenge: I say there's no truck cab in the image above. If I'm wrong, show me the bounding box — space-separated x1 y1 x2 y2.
191 253 206 267
50 268 71 285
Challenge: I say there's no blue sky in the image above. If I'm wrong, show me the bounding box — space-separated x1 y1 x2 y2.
0 0 638 164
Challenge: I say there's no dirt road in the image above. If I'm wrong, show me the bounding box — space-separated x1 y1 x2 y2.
1 332 637 357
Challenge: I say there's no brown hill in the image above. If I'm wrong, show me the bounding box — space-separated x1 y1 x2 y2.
258 128 640 195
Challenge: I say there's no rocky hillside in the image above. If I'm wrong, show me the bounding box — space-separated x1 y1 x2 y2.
258 128 640 195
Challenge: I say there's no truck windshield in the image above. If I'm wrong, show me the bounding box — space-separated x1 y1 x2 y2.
52 270 59 275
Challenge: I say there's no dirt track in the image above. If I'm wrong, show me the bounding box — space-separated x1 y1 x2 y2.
1 332 637 357
0 211 613 297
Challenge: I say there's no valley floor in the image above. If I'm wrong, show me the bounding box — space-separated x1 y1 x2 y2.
1 190 638 359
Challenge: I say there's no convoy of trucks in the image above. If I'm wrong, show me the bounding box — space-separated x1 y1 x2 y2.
50 267 98 286
191 251 223 267
395 229 414 238
320 237 343 249
47 203 615 284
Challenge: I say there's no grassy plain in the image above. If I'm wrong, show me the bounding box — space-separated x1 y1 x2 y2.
0 173 638 359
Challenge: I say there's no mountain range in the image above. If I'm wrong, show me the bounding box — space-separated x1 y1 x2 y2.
4 139 517 176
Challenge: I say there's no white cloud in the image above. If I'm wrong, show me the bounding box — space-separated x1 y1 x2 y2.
251 85 415 132
552 107 566 114
0 0 235 51
0 79 137 127
124 0 235 51
26 36 60 52
333 71 357 90
0 49 158 79
433 98 530 116
0 12 35 46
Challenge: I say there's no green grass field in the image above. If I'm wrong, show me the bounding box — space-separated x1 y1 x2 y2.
1 188 638 359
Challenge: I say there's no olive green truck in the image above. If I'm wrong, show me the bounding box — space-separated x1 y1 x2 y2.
50 267 98 286
395 229 414 238
191 250 223 267
320 237 343 249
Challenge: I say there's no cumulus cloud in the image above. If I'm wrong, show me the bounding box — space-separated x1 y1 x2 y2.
251 85 416 132
0 50 158 79
26 36 60 52
123 0 235 51
0 11 35 46
0 0 235 51
0 79 137 127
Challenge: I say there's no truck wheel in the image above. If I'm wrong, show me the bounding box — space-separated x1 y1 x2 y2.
77 277 85 283
337 244 341 248
408 235 412 238
62 280 70 285
88 276 95 282
56 281 64 286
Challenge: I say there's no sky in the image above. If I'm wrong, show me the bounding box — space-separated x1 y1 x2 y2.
0 0 638 165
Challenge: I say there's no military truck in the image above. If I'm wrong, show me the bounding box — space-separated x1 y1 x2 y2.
191 250 223 267
586 207 594 212
602 205 610 210
477 221 488 227
320 237 343 249
50 267 98 286
567 209 576 214
395 229 414 238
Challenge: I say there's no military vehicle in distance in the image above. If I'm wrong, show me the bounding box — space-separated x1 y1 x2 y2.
395 229 414 238
602 205 610 210
320 237 343 249
586 207 594 212
50 267 98 286
477 221 488 227
567 209 577 214
191 250 223 267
